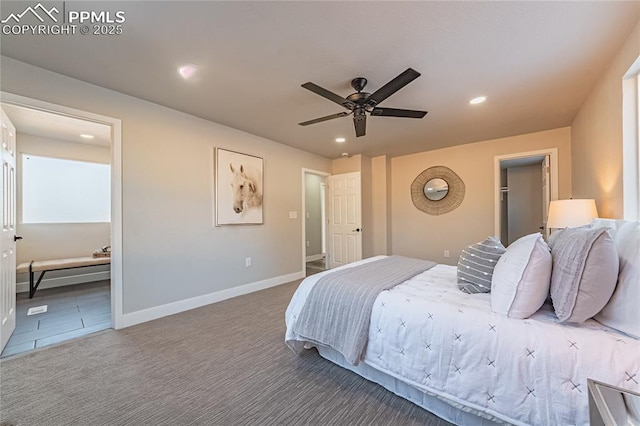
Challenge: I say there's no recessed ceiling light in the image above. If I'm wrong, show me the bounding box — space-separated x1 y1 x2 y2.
335 137 346 143
469 96 487 105
80 134 94 139
178 64 198 79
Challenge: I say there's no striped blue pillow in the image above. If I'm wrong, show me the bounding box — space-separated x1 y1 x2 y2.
457 236 506 294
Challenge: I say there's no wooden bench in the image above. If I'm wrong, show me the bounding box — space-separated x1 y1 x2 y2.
17 257 111 298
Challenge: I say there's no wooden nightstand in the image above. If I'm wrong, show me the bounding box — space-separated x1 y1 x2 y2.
588 379 640 425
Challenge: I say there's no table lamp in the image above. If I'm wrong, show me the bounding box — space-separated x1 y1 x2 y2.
547 199 598 229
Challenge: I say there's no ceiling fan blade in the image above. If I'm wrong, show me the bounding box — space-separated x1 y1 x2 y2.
371 107 428 118
298 111 349 126
354 114 366 137
366 68 421 107
301 82 355 109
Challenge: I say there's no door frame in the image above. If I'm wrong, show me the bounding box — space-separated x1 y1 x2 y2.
494 148 558 241
301 168 330 274
1 92 124 330
320 182 326 257
1 106 17 351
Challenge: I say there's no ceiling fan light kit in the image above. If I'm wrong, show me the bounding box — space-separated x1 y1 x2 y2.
299 68 428 137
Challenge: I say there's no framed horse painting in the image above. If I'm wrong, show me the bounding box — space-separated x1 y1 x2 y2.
215 148 264 225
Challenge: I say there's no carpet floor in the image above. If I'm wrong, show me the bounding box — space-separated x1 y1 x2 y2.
0 280 451 426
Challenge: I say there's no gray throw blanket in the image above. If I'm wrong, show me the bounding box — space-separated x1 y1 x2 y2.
292 256 436 365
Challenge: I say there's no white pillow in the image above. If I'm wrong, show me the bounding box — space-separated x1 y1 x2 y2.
593 220 640 338
491 233 552 319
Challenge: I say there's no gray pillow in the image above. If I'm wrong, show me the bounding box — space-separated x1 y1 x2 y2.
457 236 506 294
550 226 619 323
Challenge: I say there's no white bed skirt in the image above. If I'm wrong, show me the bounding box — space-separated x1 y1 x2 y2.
316 345 507 426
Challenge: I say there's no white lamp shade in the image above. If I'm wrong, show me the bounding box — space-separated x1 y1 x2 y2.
547 199 598 229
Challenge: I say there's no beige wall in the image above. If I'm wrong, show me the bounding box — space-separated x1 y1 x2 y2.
15 134 111 288
571 20 640 219
1 57 331 314
332 155 361 174
360 155 373 258
371 155 391 255
391 127 571 265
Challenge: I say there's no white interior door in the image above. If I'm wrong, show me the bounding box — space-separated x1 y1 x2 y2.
0 107 17 351
327 172 362 269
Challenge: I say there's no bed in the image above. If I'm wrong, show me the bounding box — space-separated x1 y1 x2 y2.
285 220 640 425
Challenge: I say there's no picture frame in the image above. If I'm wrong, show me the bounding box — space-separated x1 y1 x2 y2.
215 148 264 226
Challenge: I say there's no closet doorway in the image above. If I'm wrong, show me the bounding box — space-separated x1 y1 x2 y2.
494 149 558 245
302 169 329 276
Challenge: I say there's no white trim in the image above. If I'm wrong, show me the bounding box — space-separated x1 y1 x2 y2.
0 92 124 330
320 183 326 254
17 271 110 293
622 67 639 221
305 253 324 262
493 148 559 240
301 168 331 275
111 117 123 329
121 270 304 328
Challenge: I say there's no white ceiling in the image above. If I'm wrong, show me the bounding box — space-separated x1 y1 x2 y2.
1 1 638 159
2 103 111 147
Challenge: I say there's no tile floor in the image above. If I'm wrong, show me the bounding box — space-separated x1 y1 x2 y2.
1 280 112 358
306 258 327 276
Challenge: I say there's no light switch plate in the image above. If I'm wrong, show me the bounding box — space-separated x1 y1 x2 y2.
289 211 297 219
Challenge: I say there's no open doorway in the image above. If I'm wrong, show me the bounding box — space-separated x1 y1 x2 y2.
302 169 329 277
0 99 120 358
494 149 558 245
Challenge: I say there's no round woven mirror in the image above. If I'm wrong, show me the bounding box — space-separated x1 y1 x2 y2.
411 166 465 215
423 178 449 201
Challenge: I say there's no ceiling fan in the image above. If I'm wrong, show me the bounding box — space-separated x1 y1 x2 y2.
298 68 428 137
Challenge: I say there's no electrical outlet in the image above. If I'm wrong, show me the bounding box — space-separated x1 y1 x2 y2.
306 241 310 247
245 257 252 267
444 250 450 258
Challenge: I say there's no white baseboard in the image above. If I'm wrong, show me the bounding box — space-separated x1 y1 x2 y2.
305 253 325 262
120 270 305 329
17 271 111 293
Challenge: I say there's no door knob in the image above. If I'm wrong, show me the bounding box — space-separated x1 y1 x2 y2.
14 235 23 242
352 228 361 232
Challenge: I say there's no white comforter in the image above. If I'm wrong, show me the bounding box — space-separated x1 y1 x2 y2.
285 256 640 426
